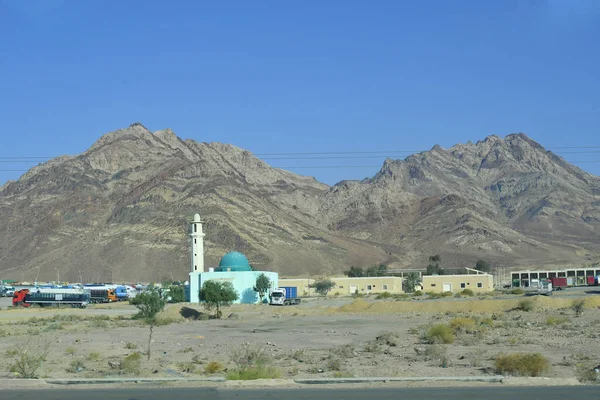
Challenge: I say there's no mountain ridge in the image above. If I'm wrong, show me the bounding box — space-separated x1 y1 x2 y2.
0 125 598 282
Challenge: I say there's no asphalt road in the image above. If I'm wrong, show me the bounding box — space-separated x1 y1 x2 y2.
2 386 599 400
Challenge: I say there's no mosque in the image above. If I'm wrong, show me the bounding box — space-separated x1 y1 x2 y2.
188 213 278 304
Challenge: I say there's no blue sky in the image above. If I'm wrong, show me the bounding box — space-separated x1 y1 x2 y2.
0 0 598 185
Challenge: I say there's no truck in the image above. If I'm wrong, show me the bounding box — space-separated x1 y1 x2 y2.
269 287 301 306
12 288 90 308
89 288 117 303
549 277 567 291
537 280 553 296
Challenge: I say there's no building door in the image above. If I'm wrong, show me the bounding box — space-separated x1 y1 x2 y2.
350 285 358 295
442 282 452 292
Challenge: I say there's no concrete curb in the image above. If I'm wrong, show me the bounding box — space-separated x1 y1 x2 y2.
45 377 226 385
294 376 506 384
43 376 505 385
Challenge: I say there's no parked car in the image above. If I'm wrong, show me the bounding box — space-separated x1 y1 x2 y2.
1 286 16 297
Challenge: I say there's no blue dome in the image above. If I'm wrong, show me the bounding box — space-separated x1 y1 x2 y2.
216 252 252 272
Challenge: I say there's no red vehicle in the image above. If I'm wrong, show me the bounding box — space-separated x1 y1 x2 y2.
12 288 90 308
549 277 567 290
587 276 596 286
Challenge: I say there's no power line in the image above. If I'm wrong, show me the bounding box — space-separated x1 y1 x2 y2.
1 145 600 160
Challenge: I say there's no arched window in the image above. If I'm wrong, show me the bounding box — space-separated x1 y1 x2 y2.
193 224 197 233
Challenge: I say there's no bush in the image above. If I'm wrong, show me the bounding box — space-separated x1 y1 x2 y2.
125 342 138 349
571 299 585 317
413 290 423 296
120 352 142 374
425 345 449 367
8 339 50 378
65 347 76 356
204 361 224 374
510 288 524 295
516 299 534 312
546 316 570 326
86 352 102 361
176 361 196 373
66 359 86 373
226 344 281 380
425 324 455 344
449 317 477 333
460 289 475 297
375 292 392 299
494 353 550 377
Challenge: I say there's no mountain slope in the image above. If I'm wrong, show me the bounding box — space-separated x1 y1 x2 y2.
1 126 599 282
0 123 387 282
320 133 600 268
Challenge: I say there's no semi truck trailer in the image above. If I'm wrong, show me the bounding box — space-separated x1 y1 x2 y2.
269 287 301 306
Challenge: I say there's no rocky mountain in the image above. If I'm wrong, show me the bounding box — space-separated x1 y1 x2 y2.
320 133 600 269
0 126 598 282
0 123 386 282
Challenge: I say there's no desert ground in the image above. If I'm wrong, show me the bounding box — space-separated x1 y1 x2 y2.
1 288 600 382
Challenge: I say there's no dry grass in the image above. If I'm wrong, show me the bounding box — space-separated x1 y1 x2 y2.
495 353 550 377
449 317 477 333
424 324 454 344
335 296 600 314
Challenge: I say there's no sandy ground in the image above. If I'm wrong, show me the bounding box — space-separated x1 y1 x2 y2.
1 291 600 382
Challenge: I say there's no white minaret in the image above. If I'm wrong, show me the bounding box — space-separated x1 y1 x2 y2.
190 213 205 273
189 213 205 303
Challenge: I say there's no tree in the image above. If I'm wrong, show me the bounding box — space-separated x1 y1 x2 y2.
199 281 239 318
311 279 336 296
167 285 186 303
344 266 364 277
475 260 491 273
403 272 422 293
130 289 167 360
253 273 271 303
426 254 444 275
366 264 388 277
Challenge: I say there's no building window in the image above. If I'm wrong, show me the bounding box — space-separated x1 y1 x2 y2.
194 239 197 244
366 285 372 290
194 253 197 256
460 283 466 289
194 224 197 233
477 282 483 288
194 265 197 271
431 284 436 287
339 286 344 289
382 284 388 290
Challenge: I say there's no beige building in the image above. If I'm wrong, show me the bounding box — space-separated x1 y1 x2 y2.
279 276 404 296
422 273 493 293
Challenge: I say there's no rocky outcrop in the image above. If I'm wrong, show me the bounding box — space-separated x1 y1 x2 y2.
0 126 598 282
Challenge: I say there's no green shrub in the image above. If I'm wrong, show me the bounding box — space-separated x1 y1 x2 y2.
65 347 76 356
86 352 102 361
205 361 224 374
413 290 423 296
125 342 138 350
449 317 477 333
516 299 534 312
510 288 524 295
120 352 142 374
495 353 550 377
571 299 585 317
226 344 281 380
460 289 475 297
375 292 392 299
425 324 455 344
8 340 50 379
441 291 453 297
66 359 86 373
546 316 570 326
